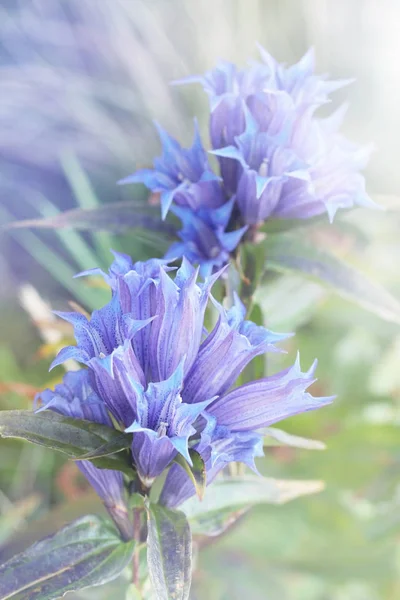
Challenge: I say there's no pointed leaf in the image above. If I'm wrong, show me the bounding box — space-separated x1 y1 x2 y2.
264 233 400 324
187 506 250 538
262 427 326 450
146 503 192 600
0 410 133 476
0 515 135 600
77 432 132 461
173 450 206 500
182 476 324 536
5 201 177 236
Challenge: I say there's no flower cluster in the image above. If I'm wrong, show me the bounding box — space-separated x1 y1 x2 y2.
120 46 374 275
37 252 332 524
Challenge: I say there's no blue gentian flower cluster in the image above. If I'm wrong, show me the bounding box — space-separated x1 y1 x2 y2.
37 252 332 518
120 46 374 275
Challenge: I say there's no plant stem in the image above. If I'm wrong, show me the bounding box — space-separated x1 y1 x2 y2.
132 507 142 589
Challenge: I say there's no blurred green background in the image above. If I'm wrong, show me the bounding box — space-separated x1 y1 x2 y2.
1 1 400 598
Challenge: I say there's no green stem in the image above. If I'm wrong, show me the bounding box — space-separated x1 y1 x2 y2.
132 507 141 589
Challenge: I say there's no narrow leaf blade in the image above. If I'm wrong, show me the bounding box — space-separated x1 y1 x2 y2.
147 504 192 600
5 201 176 236
182 476 324 537
264 233 400 324
0 515 135 600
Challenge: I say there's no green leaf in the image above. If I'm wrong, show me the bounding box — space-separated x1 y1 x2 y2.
5 200 177 237
146 503 192 600
182 476 324 536
173 450 206 500
0 410 133 476
262 427 326 450
77 432 132 461
0 515 135 600
186 506 250 538
260 214 328 234
263 233 400 324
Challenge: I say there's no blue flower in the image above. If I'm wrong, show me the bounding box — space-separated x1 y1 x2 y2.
165 198 247 277
211 110 310 224
46 253 332 493
118 121 222 219
175 45 375 225
36 370 133 540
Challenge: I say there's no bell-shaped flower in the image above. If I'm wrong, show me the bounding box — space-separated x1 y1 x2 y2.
47 254 333 495
118 121 222 219
175 46 373 225
212 111 310 224
165 198 247 277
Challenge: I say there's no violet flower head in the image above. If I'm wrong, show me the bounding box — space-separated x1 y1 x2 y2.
118 121 222 219
165 198 247 277
177 45 375 225
211 110 310 224
45 252 332 497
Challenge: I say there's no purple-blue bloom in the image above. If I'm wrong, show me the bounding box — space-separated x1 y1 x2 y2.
119 121 223 220
165 198 247 277
176 45 374 225
211 110 310 224
119 46 374 277
42 252 332 502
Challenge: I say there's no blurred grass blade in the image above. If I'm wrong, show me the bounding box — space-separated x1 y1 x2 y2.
6 201 177 237
23 191 103 271
146 503 192 600
0 495 41 547
263 233 400 325
0 515 135 600
1 206 105 310
60 152 104 211
60 151 117 263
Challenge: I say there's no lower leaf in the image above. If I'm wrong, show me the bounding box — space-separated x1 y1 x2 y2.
0 515 135 600
182 476 324 537
263 233 400 325
146 503 192 600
